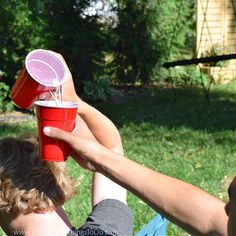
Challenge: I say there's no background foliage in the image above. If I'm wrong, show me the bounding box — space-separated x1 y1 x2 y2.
0 0 195 104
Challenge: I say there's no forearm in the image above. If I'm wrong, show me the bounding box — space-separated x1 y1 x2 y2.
76 99 122 151
74 99 126 205
97 149 228 235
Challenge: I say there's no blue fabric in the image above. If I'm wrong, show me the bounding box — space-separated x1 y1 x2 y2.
135 214 168 236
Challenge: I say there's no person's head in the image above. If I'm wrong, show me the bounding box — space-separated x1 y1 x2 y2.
0 137 76 215
225 176 236 235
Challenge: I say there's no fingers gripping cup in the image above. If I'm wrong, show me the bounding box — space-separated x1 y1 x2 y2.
11 49 66 109
35 101 78 162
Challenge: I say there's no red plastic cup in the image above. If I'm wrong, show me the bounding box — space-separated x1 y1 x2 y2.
11 49 66 109
34 100 78 162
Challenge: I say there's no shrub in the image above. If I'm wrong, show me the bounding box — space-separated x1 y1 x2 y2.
83 77 122 102
0 82 14 112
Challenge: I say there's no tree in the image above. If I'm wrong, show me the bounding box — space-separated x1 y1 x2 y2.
0 0 112 95
0 0 196 99
111 0 195 84
0 0 48 87
42 0 112 93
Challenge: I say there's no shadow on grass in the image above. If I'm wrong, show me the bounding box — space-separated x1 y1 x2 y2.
95 84 236 132
2 84 236 135
0 123 36 137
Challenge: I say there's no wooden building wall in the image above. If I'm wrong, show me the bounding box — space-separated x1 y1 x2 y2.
197 0 236 81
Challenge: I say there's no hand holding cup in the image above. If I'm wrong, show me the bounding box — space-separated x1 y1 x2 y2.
35 100 78 162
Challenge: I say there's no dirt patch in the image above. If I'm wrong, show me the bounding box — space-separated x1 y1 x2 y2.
0 111 35 124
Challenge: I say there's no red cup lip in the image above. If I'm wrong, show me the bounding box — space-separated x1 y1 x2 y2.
34 100 79 108
25 49 66 87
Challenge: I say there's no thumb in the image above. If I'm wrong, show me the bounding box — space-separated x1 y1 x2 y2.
43 126 86 155
43 126 98 166
43 126 72 142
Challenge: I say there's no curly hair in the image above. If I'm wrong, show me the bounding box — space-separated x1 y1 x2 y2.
0 137 76 214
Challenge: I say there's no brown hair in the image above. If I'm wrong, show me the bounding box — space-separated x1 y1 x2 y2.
0 137 76 214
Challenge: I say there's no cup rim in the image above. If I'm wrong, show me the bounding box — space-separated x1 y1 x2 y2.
34 100 79 108
25 49 66 87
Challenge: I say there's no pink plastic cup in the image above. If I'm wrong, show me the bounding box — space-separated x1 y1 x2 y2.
34 100 78 162
11 49 66 109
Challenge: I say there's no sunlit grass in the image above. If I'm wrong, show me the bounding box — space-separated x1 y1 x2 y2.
1 82 236 235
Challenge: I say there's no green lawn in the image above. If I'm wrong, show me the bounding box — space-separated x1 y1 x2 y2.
0 82 236 235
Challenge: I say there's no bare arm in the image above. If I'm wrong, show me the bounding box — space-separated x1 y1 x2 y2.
68 100 127 206
76 100 126 206
43 128 228 236
98 152 228 236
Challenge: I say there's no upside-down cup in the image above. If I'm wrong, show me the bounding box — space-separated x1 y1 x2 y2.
11 49 66 109
34 100 78 162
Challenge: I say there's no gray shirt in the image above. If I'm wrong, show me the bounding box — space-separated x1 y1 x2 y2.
67 199 133 236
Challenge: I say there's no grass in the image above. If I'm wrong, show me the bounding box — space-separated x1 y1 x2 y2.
1 82 236 235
